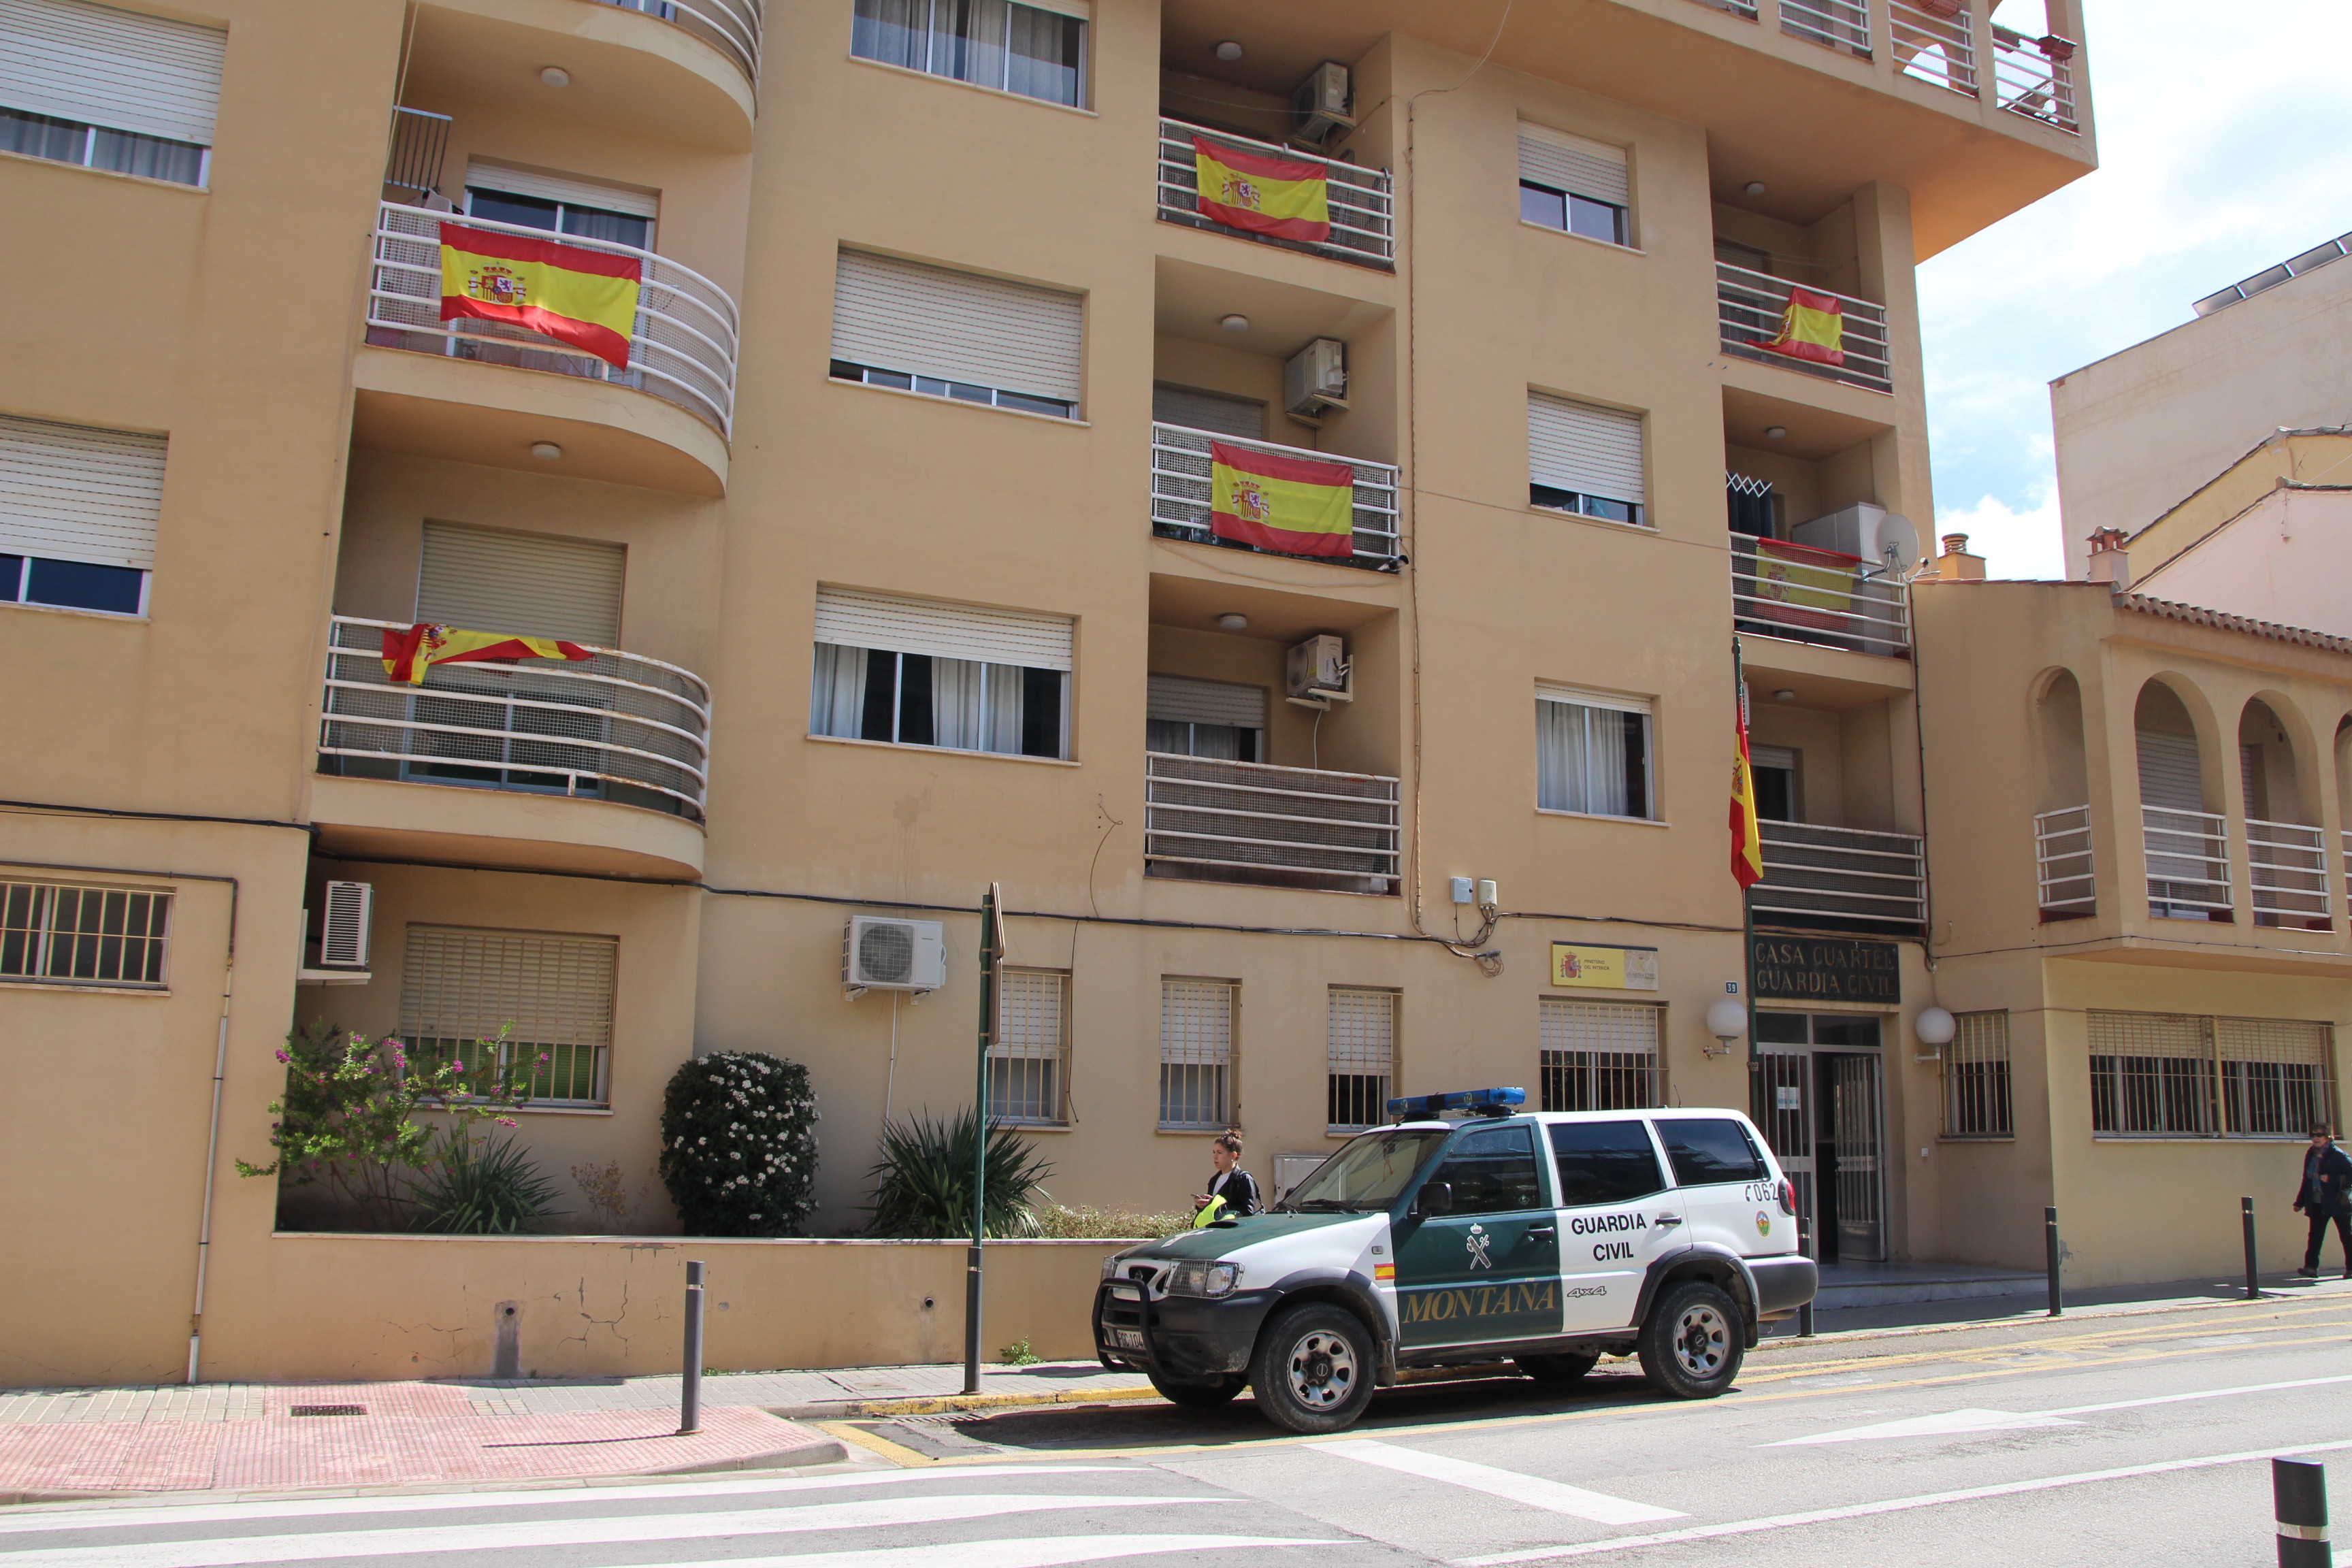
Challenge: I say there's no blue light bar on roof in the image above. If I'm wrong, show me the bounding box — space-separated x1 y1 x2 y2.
1386 1088 1527 1117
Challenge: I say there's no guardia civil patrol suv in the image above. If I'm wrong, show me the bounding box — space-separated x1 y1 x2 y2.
1092 1089 1816 1433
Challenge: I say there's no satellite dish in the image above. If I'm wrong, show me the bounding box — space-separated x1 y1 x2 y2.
1878 512 1921 574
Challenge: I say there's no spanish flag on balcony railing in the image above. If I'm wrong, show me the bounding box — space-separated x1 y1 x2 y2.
380 623 594 687
1766 285 1846 366
1210 442 1355 557
1194 137 1332 243
1753 540 1857 632
438 222 642 372
1731 707 1765 890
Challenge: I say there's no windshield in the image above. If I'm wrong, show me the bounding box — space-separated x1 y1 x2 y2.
1279 1128 1452 1212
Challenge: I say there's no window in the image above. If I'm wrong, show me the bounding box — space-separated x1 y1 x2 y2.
1422 1124 1545 1213
0 414 165 615
401 926 617 1107
1548 1120 1666 1205
0 0 220 186
1942 1010 2013 1138
1528 393 1645 526
831 250 1083 419
1517 123 1629 247
2094 1011 2341 1140
991 967 1070 1125
809 587 1072 760
1539 997 1661 1109
850 0 1088 108
1160 977 1234 1129
1146 674 1264 762
1727 472 1777 538
464 163 656 250
1327 986 1396 1132
1152 384 1263 440
2220 1017 2337 1137
417 521 625 647
1654 1117 1767 1185
1750 744 1797 822
1 879 170 987
1537 685 1653 818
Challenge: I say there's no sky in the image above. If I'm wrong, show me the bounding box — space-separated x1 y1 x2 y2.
1917 0 2352 579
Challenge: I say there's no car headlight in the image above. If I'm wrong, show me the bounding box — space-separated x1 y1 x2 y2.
1168 1261 1243 1298
1100 1250 1134 1282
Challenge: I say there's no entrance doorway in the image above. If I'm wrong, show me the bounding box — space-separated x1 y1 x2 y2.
1750 1013 1886 1263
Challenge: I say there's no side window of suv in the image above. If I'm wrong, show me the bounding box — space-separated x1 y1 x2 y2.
1654 1117 1766 1185
1424 1124 1545 1213
1549 1120 1667 1205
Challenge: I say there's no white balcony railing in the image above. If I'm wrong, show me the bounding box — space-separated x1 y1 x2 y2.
318 615 713 822
2249 818 2331 929
1156 118 1394 266
1752 820 1925 931
1716 264 1895 395
1731 536 1910 656
1151 423 1401 569
1145 753 1401 896
2035 805 2095 915
1991 26 2079 133
1782 0 1872 57
596 0 763 86
365 201 741 437
1890 0 1977 95
2144 806 2232 918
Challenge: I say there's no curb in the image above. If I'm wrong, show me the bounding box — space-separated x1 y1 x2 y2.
766 1386 1160 1420
643 1434 848 1474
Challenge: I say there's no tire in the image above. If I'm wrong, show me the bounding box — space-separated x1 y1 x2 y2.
1149 1371 1245 1409
1637 1279 1745 1399
1516 1351 1601 1386
1247 1302 1377 1434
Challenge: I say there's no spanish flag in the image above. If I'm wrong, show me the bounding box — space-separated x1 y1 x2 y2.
381 623 595 687
1194 137 1332 243
438 223 642 372
1731 705 1765 890
1767 285 1845 367
1754 540 1856 632
1210 442 1355 557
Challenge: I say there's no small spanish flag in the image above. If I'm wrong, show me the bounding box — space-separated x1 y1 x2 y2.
1767 286 1846 367
1210 442 1355 557
1754 540 1856 632
1731 704 1765 891
381 623 595 687
438 223 642 372
1194 137 1332 243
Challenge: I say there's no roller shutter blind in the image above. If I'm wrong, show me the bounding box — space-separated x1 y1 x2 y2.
0 414 165 569
400 926 616 1052
1541 996 1661 1056
0 0 224 145
1529 393 1645 506
814 585 1073 671
1152 385 1263 440
416 521 625 647
1147 674 1264 730
1537 681 1650 716
1518 122 1629 208
465 159 659 220
1751 744 1798 772
832 250 1083 404
2135 730 2203 811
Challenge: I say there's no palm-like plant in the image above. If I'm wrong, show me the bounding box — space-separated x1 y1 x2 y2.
411 1124 564 1235
866 1108 1053 1238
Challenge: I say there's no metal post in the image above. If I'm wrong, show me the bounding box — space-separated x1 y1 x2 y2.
1797 1209 1816 1338
2274 1457 2330 1567
964 883 1004 1397
679 1260 704 1435
2244 1196 2262 1301
2044 1206 2063 1317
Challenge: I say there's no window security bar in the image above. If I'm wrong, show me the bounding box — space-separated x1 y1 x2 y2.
1991 25 2079 133
365 201 741 437
1156 118 1395 266
1889 0 1978 95
1750 820 1927 930
1716 263 1895 394
1782 0 1872 58
2035 805 2095 913
2143 805 2233 917
382 108 451 199
596 0 764 86
1729 538 1912 657
1151 423 1402 570
2247 817 2331 929
1145 752 1401 896
318 615 713 821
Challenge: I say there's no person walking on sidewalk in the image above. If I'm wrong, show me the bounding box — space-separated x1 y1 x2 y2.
2293 1123 2352 1278
1192 1131 1260 1227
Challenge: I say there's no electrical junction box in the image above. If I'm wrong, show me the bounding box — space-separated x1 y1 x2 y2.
844 916 947 993
1450 877 1476 906
1286 634 1353 707
1290 61 1354 142
1284 338 1348 418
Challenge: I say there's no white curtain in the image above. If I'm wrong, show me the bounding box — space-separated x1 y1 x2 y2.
1538 698 1631 815
810 644 867 738
929 657 1025 753
850 0 930 69
1587 707 1629 817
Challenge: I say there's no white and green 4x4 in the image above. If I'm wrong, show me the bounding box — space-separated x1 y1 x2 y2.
1093 1090 1816 1433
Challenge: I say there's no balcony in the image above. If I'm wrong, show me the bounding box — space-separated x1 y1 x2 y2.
1144 753 1401 896
2035 805 2095 919
2145 806 2232 920
598 0 762 90
1718 265 1894 395
2249 819 2330 930
1151 424 1401 571
1156 119 1394 270
1992 24 2080 133
1782 0 1872 59
1750 819 1925 934
1891 0 1976 95
1731 537 1910 657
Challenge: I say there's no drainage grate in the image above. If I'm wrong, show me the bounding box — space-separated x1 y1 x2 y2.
289 1405 366 1418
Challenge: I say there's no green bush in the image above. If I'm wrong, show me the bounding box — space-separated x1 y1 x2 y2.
1034 1202 1192 1240
866 1108 1052 1238
411 1125 563 1234
659 1052 821 1236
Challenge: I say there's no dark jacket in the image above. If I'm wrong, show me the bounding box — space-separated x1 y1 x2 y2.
2294 1142 2352 1214
1207 1166 1261 1219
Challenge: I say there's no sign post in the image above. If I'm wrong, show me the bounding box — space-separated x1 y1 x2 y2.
964 882 1003 1396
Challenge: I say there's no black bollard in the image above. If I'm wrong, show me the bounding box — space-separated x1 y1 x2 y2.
2244 1196 2261 1301
1797 1210 1816 1338
679 1259 705 1435
2274 1457 2329 1567
2045 1206 2062 1317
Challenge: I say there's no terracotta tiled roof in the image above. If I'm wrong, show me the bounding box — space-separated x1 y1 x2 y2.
2114 592 2352 655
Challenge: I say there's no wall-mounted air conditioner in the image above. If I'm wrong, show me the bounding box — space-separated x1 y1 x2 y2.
1284 338 1348 419
843 916 947 996
298 881 374 984
1791 504 1921 576
1286 633 1353 709
1291 61 1354 142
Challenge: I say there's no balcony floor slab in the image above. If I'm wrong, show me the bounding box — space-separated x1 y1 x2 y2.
1737 631 1914 705
310 773 704 881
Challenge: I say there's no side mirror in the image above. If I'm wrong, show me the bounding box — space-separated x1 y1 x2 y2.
1414 1181 1453 1218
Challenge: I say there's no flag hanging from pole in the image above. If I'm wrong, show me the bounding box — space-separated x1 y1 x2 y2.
1731 701 1765 890
1192 137 1333 242
1765 284 1846 366
438 222 642 371
1209 441 1356 557
381 623 595 686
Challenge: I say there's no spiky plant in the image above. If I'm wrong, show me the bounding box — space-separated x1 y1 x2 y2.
866 1107 1053 1238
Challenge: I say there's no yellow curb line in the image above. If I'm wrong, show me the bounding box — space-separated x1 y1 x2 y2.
826 1386 1163 1419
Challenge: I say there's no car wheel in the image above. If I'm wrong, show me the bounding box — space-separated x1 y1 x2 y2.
1637 1279 1744 1399
1149 1371 1245 1409
1248 1302 1376 1434
1516 1351 1601 1386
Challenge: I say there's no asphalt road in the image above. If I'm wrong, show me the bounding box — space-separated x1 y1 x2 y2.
8 1295 2351 1568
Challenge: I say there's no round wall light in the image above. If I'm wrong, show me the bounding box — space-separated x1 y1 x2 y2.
1704 998 1749 1056
1915 1006 1958 1048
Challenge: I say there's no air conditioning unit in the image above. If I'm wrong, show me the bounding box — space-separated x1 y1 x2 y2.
1284 338 1348 418
319 881 373 969
1791 504 1921 576
1286 633 1353 708
1291 61 1354 142
843 916 947 995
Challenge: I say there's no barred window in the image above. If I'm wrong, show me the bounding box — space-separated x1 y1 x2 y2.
0 879 172 987
2089 1011 2214 1137
1539 998 1661 1111
1328 987 1397 1132
1942 1011 2013 1138
1160 977 1235 1130
401 926 617 1107
2217 1017 2336 1138
991 968 1069 1126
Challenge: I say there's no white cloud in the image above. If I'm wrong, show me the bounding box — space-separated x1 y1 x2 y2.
1933 480 2065 582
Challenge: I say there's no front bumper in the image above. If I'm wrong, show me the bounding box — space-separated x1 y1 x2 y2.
1094 1283 1277 1379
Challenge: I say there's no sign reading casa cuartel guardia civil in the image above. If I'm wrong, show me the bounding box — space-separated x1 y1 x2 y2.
1750 935 1901 1003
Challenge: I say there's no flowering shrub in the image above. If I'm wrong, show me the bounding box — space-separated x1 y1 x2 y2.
658 1052 820 1236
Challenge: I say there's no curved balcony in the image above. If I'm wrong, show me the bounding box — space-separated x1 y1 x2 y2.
600 0 761 88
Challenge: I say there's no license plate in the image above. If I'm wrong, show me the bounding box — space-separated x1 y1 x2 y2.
1111 1328 1146 1352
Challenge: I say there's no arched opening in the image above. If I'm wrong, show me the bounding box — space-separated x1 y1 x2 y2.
2136 681 2230 920
2242 697 2327 929
2033 669 2093 918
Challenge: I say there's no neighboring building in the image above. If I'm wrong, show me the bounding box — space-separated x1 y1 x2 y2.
0 0 2102 1382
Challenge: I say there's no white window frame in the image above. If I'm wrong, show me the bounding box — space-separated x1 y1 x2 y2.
399 925 619 1109
1160 976 1236 1131
1327 985 1398 1134
1538 997 1662 1111
1536 684 1655 821
991 966 1072 1127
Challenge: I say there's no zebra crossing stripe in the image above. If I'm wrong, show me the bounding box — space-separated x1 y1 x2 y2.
607 1535 1343 1568
1310 1439 1684 1526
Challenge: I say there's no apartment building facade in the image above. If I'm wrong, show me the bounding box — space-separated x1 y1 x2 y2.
0 0 2102 1382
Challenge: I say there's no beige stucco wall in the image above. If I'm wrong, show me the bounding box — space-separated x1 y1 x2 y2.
2132 487 2352 642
